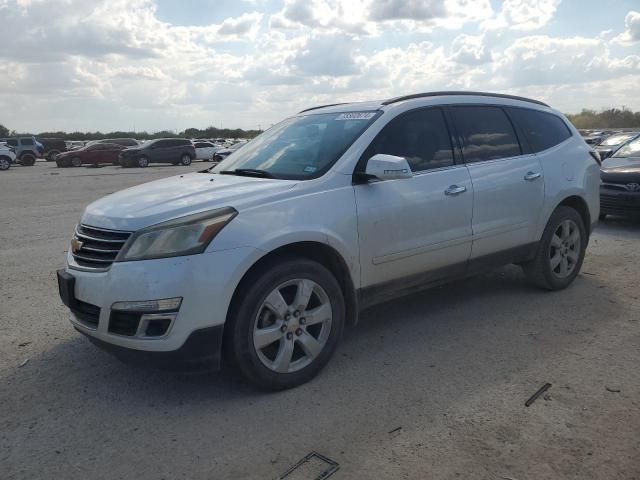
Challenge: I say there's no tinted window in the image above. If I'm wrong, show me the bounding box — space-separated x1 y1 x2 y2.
452 106 521 162
7 139 18 147
365 108 454 172
195 142 209 148
21 138 35 146
507 108 571 152
152 140 168 148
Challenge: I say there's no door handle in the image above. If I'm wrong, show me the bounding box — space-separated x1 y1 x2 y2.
524 171 542 182
444 185 467 196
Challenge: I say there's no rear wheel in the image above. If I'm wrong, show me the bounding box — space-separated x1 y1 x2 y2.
0 157 10 171
71 157 82 167
47 150 60 162
180 154 192 166
20 153 36 166
523 206 586 290
227 257 345 390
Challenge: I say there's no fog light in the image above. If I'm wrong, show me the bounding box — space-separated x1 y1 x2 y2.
111 297 182 313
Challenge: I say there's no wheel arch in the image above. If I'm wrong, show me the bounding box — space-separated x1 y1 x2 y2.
557 195 591 238
227 241 359 329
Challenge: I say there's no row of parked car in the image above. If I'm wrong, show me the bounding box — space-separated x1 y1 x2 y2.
0 136 249 170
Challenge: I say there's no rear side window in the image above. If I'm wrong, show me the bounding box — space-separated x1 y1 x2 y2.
21 138 35 146
365 107 454 172
452 106 521 162
507 108 572 152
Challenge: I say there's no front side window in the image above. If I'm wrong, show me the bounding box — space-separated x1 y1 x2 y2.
507 107 572 152
613 137 640 158
364 108 454 172
212 111 380 180
452 106 521 162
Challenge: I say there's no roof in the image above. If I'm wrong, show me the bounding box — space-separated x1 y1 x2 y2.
298 91 549 114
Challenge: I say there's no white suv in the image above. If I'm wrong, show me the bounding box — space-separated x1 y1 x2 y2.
0 143 16 170
57 92 600 390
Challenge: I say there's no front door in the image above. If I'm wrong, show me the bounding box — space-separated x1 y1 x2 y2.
354 107 474 301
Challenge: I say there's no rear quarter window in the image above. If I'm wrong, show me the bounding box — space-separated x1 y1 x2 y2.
507 108 572 153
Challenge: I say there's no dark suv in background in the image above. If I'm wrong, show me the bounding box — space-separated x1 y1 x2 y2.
119 138 195 167
38 138 68 161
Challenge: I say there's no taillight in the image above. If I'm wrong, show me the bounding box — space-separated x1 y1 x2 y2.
589 150 601 165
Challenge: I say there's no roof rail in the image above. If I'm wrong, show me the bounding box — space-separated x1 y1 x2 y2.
298 102 350 114
382 91 549 107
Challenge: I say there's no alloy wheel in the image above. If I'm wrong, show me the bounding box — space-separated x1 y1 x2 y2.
549 219 581 278
253 278 333 374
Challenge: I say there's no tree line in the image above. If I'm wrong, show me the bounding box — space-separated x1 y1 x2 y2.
2 108 640 140
0 125 263 141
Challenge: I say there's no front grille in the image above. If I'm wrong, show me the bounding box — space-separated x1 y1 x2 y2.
71 299 100 328
71 224 132 270
600 193 640 215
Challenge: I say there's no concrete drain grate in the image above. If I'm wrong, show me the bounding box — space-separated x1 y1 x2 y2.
278 452 339 480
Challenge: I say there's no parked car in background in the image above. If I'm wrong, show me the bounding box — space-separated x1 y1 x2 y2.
55 143 126 167
600 136 640 219
595 132 640 160
119 138 196 167
38 138 68 161
0 136 42 166
584 130 614 145
0 142 16 170
212 141 247 162
194 141 221 161
58 91 599 390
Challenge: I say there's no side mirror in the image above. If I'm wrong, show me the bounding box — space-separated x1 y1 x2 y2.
363 154 412 181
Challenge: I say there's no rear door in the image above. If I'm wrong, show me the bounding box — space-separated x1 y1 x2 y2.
450 105 545 260
354 107 474 297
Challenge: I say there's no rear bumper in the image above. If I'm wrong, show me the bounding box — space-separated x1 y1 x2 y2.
77 325 224 371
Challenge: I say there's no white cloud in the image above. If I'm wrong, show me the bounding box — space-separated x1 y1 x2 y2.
614 10 640 45
484 0 561 31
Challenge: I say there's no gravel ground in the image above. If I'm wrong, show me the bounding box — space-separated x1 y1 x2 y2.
1 161 639 480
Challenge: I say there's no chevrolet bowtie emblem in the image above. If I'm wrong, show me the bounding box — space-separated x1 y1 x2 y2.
71 237 83 253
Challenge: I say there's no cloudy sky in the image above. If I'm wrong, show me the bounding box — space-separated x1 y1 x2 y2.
1 0 639 133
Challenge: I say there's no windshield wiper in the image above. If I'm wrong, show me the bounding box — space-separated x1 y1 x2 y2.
220 168 276 179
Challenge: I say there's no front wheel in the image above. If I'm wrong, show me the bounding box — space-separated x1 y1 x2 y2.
522 206 587 290
71 157 82 167
0 157 10 171
137 156 149 168
227 257 345 390
180 154 192 166
20 153 36 166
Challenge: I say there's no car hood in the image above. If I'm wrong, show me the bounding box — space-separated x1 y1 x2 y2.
600 156 640 183
81 172 298 231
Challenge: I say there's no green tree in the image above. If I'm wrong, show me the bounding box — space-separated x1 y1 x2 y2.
0 124 9 138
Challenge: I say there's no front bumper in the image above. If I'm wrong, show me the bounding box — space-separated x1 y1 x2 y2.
600 188 640 217
58 246 262 368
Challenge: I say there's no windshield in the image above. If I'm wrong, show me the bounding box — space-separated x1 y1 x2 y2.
612 137 640 158
211 111 380 179
601 134 635 146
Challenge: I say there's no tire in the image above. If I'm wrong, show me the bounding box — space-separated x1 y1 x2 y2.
20 153 36 166
71 157 82 167
522 206 587 291
226 256 345 391
136 156 149 168
180 154 192 166
47 150 60 162
0 157 10 171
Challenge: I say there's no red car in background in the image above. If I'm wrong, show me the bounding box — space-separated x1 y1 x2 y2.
55 143 126 167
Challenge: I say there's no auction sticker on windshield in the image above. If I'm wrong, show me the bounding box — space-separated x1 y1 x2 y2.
335 112 377 121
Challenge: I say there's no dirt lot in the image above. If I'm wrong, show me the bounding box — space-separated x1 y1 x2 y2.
1 161 639 480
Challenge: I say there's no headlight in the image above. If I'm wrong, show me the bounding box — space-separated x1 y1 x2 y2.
116 207 237 262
